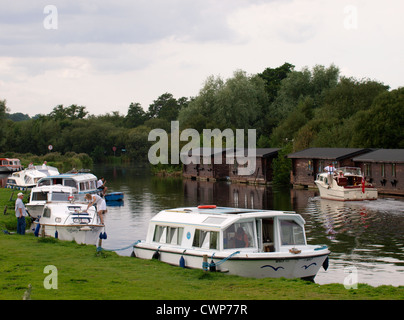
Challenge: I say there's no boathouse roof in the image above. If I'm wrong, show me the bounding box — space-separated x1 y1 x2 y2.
287 148 370 160
353 149 404 163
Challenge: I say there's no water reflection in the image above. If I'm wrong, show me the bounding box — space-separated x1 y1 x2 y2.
6 165 398 287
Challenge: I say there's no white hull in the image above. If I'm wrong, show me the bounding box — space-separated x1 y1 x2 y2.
315 182 378 201
34 222 103 245
134 243 329 280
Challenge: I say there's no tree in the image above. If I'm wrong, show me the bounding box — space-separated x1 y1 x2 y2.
147 93 185 122
351 87 404 148
0 99 8 150
48 104 88 120
125 102 147 128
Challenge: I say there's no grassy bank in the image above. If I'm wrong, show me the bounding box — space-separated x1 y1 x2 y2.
1 188 403 300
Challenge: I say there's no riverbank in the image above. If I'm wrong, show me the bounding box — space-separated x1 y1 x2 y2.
1 188 403 300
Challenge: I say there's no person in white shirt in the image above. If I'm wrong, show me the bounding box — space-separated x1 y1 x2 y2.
15 192 28 235
85 193 107 225
96 177 107 196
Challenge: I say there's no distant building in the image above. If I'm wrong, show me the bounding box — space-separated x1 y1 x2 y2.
181 148 280 184
353 149 404 196
287 148 371 188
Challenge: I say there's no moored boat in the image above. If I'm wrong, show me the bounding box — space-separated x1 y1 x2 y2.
33 193 105 245
0 158 23 172
315 167 378 201
6 165 59 190
133 205 330 281
104 192 124 202
26 185 78 218
37 173 99 194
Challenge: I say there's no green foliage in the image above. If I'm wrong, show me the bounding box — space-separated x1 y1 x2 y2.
272 143 293 186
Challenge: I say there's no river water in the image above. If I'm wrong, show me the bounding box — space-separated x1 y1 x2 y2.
94 165 404 287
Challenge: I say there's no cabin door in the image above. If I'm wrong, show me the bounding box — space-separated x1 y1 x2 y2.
262 219 275 252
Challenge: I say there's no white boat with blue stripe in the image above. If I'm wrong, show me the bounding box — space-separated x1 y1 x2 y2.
133 205 330 281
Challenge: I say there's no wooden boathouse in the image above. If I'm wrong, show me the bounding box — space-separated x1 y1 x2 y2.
287 148 371 188
181 148 280 184
353 149 404 196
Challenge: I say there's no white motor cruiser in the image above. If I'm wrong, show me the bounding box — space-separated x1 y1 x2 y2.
315 167 378 201
133 205 330 281
33 193 105 245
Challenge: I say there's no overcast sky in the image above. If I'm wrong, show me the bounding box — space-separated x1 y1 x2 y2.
1 0 403 116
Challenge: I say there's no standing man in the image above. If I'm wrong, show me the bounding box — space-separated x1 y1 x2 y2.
15 192 27 235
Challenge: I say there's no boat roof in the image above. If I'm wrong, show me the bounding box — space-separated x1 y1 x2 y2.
151 206 304 229
31 185 78 193
38 173 97 182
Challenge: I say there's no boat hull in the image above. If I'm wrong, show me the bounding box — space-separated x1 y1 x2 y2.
34 222 103 245
315 182 378 201
133 243 329 280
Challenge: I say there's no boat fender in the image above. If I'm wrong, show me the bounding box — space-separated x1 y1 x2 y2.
55 230 58 239
179 256 185 268
209 252 216 272
34 224 41 237
152 246 161 260
103 232 107 240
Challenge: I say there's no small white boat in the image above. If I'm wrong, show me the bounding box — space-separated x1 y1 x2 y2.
133 205 330 281
0 158 23 172
315 167 378 201
6 165 60 189
37 173 99 194
33 193 105 245
26 185 78 218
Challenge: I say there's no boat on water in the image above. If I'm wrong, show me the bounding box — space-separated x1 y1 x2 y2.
105 192 124 202
37 173 99 195
6 165 59 189
133 205 330 281
315 167 378 201
26 185 78 218
33 192 105 245
0 158 23 172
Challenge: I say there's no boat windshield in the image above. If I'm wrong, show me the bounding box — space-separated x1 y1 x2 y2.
280 220 305 246
339 167 362 175
223 221 256 249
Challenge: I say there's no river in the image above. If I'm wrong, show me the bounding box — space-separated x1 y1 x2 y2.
95 165 404 287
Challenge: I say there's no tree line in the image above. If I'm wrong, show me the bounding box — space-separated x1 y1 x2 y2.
1 62 403 166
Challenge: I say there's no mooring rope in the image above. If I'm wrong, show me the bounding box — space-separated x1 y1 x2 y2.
202 251 240 270
96 240 141 252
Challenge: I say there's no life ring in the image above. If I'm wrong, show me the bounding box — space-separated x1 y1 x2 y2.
198 205 217 209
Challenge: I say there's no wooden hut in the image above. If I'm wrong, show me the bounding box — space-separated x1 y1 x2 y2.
228 148 280 184
353 149 404 196
288 148 370 188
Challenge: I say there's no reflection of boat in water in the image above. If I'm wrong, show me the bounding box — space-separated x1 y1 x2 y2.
33 192 105 245
315 167 377 201
134 205 330 281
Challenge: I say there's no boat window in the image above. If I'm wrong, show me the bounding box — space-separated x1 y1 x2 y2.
51 192 71 202
153 225 184 245
43 207 51 218
203 217 226 225
223 221 255 249
192 229 219 249
280 220 305 246
64 179 76 188
31 192 48 201
38 179 51 186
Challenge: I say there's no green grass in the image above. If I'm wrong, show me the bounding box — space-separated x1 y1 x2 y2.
1 188 403 300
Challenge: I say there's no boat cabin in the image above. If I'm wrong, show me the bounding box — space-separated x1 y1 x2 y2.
0 158 23 172
147 206 307 254
37 173 98 194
